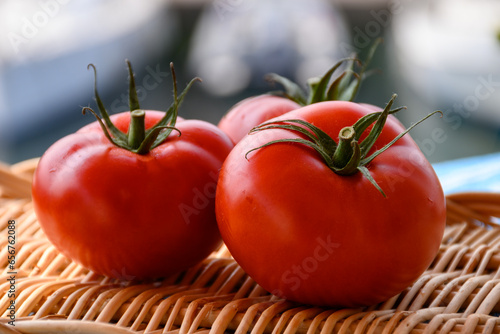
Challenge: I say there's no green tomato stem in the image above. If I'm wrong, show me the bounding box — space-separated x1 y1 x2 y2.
128 110 146 150
267 38 382 105
332 126 356 171
83 60 199 155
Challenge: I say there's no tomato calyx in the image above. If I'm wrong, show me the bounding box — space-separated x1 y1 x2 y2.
82 60 199 154
266 38 382 106
246 95 442 197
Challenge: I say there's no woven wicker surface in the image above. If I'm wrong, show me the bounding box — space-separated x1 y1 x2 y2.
1 159 500 333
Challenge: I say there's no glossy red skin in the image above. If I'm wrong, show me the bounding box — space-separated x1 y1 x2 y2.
32 111 234 280
218 95 301 144
216 101 446 307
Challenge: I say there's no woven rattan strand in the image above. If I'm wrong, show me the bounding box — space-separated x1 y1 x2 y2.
1 158 500 333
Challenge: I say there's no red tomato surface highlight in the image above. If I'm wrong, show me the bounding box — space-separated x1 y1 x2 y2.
216 100 446 307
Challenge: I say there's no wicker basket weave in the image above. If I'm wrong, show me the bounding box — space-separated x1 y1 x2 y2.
1 158 500 334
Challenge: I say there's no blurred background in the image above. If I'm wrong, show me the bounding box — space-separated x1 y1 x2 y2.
0 0 499 164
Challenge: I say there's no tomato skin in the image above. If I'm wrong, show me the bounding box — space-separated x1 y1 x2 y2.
216 101 446 307
32 111 233 280
218 95 301 144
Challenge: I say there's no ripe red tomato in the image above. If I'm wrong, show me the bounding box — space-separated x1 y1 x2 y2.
32 62 234 280
215 99 446 307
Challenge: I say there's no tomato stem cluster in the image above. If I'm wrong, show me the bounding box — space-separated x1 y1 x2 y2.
266 38 382 106
247 95 442 197
82 60 199 154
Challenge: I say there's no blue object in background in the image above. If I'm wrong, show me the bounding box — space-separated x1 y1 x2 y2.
433 152 500 194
